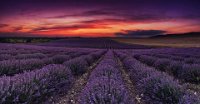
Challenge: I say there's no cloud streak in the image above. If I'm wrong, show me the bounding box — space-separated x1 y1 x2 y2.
115 30 167 38
0 24 8 28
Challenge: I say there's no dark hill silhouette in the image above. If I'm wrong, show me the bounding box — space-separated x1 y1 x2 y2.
114 32 200 48
151 32 200 38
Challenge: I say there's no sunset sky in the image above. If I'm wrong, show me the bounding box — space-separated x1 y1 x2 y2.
0 0 200 37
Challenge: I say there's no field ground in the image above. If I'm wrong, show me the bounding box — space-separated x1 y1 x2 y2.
113 36 200 47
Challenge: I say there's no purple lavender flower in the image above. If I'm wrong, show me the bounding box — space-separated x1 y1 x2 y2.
179 92 200 104
178 64 200 84
0 64 74 103
79 51 135 104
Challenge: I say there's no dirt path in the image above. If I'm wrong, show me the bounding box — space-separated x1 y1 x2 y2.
45 55 105 104
116 57 143 104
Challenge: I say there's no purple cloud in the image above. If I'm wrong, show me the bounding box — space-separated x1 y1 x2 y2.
115 30 167 38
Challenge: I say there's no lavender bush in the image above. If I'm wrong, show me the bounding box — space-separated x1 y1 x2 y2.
0 54 13 61
0 64 74 104
136 55 156 66
15 53 47 59
153 58 171 71
51 54 71 64
137 73 183 103
179 92 200 104
64 57 89 76
166 61 183 75
63 51 105 76
178 64 200 84
0 58 53 76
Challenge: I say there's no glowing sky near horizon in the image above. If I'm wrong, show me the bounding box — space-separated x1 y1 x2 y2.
0 0 200 37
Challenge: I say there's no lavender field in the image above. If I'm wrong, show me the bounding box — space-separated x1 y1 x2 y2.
0 42 200 104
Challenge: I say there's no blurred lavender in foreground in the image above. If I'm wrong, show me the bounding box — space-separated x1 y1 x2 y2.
0 64 74 104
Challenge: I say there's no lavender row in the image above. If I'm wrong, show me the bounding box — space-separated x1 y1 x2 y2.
0 49 75 57
0 64 74 104
0 43 96 56
78 51 134 104
147 53 200 64
0 50 92 76
0 52 65 61
135 55 200 84
132 48 200 60
132 48 200 57
115 51 200 104
0 58 53 76
0 52 71 61
63 50 106 76
0 46 94 61
169 53 200 59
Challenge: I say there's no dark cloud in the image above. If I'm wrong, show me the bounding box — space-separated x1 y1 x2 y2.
30 25 84 32
46 9 116 19
0 32 37 37
30 23 110 32
0 24 8 28
81 19 128 24
182 14 200 20
13 26 23 31
46 15 71 19
82 10 115 16
0 32 57 37
128 14 170 22
115 30 166 38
